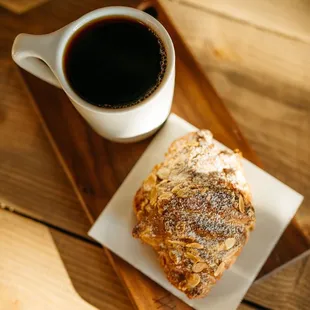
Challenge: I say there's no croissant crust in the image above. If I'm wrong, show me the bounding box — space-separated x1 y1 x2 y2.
132 130 255 299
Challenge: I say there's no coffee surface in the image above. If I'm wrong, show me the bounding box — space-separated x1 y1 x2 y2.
64 17 167 108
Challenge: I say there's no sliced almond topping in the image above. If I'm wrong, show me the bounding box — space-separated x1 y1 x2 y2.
181 236 196 243
157 167 170 180
223 247 239 261
136 210 143 220
218 242 226 251
239 196 245 213
179 280 187 291
145 204 152 213
201 187 209 194
171 185 181 194
157 179 168 187
169 250 180 264
214 262 226 277
167 240 185 246
141 231 158 247
177 188 190 198
225 238 236 250
186 274 201 288
150 188 157 206
192 262 208 273
144 174 157 191
159 253 168 266
186 242 204 249
188 141 199 147
187 248 199 256
140 200 148 208
184 252 201 263
159 192 173 201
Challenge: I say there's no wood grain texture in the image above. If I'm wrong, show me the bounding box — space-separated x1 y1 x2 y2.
17 1 309 309
0 209 132 310
0 57 91 237
0 0 49 14
1 0 309 309
162 1 310 93
245 252 310 309
50 230 132 310
161 0 310 240
181 0 310 43
237 304 256 310
0 0 143 236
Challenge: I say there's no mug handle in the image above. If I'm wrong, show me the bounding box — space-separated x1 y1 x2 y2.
137 1 159 19
12 32 62 88
12 6 159 89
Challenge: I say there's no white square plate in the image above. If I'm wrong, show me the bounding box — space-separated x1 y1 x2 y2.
89 113 303 310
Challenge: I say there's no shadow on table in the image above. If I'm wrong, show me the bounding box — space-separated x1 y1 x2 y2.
49 208 288 310
50 229 133 310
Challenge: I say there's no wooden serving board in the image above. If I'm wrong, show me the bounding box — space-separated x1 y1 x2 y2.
18 1 309 309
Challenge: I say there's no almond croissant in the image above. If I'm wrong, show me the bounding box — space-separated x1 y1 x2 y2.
132 130 255 299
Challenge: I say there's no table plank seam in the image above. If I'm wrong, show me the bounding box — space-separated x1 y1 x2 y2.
171 0 308 44
241 300 271 310
0 205 100 247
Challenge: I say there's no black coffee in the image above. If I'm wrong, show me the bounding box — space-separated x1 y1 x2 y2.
64 17 167 108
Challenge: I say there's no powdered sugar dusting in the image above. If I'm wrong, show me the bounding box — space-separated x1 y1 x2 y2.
133 130 255 298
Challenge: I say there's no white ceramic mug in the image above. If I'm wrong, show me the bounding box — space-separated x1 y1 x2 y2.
12 7 175 142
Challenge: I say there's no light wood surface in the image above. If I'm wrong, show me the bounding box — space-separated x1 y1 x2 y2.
0 209 132 310
181 0 310 43
167 0 310 92
0 0 309 309
161 0 310 239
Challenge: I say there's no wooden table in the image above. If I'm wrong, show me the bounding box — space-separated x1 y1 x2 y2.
0 1 309 309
